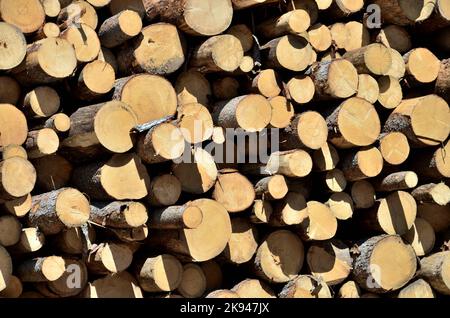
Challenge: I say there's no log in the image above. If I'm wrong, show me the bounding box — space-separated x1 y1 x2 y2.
330 23 347 50
344 21 370 52
231 279 276 298
25 129 59 159
343 44 392 76
57 1 98 30
54 226 96 254
23 86 60 119
212 77 239 101
60 23 100 63
340 147 384 181
321 169 347 193
90 201 148 229
378 132 410 165
0 23 27 70
73 153 150 201
386 48 406 79
212 171 255 213
135 254 183 292
411 183 450 206
251 69 281 98
86 243 133 274
40 114 71 134
177 103 213 144
338 281 361 298
435 58 450 103
312 142 340 172
270 192 307 227
306 239 352 286
357 74 379 104
0 77 20 105
253 230 304 283
1 145 27 160
72 60 115 101
222 217 258 264
307 59 358 100
398 279 435 298
372 0 436 25
113 74 177 124
0 104 28 148
82 272 143 298
412 141 450 179
0 157 36 200
0 246 12 291
40 0 61 17
0 215 21 246
206 290 239 298
373 171 418 192
279 275 332 298
232 0 279 10
327 192 354 220
27 188 90 235
33 154 73 192
11 38 77 86
190 35 243 73
403 48 441 84
251 199 273 224
87 0 112 7
417 203 450 233
10 227 45 253
0 0 45 34
17 256 66 282
109 0 145 16
177 264 206 298
0 275 23 298
419 251 450 295
44 259 88 297
377 76 403 109
147 174 181 207
254 175 288 200
227 24 253 52
257 10 311 38
2 194 32 217
286 75 315 104
117 23 185 75
308 23 332 52
297 201 338 241
200 261 223 292
32 22 61 41
375 25 411 54
149 203 203 230
353 235 417 293
403 218 435 256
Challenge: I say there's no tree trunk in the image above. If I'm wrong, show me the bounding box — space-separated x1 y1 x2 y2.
343 43 392 76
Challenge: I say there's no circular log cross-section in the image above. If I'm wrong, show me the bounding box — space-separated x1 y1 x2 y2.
177 264 206 298
343 43 393 76
263 35 313 72
279 275 332 298
212 171 255 213
0 157 36 200
297 201 338 241
99 10 142 48
403 218 435 256
404 48 441 84
223 218 258 264
0 0 45 34
231 279 276 298
0 23 27 70
378 132 410 165
0 104 28 148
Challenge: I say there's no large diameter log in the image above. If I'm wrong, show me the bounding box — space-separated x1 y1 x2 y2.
28 188 90 235
257 10 311 38
11 38 77 86
117 23 185 75
135 255 183 293
270 192 307 227
25 129 59 159
253 230 304 283
177 103 213 144
72 60 116 101
378 132 410 165
175 70 211 107
0 0 45 34
435 58 450 102
98 10 142 48
147 174 181 207
177 264 206 298
17 256 66 282
327 98 381 148
403 48 441 84
343 44 392 76
412 183 450 206
341 147 384 181
411 140 450 179
0 215 21 246
403 218 435 257
279 275 332 298
62 101 137 155
149 203 203 230
372 0 436 26
398 279 435 298
222 218 258 264
0 246 12 291
419 251 450 295
0 157 36 200
212 171 255 213
73 153 150 201
2 194 32 217
148 199 231 262
262 35 313 72
307 59 358 100
190 35 243 73
87 243 133 275
231 279 276 298
144 0 233 36
33 154 73 192
113 74 177 124
373 171 418 192
353 235 417 293
91 201 148 229
23 86 60 118
297 201 338 241
57 1 99 30
0 104 28 147
0 23 27 70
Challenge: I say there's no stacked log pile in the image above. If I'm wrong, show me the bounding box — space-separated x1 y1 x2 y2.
0 0 449 299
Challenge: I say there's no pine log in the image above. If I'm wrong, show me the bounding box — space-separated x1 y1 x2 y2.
412 183 450 206
147 174 181 207
17 256 66 282
39 114 71 134
23 86 60 119
25 129 59 159
327 192 354 220
270 192 307 227
375 25 411 54
417 203 450 233
177 264 206 298
344 21 370 51
403 218 436 256
251 199 273 224
330 22 347 49
257 10 311 38
57 1 98 30
419 251 450 295
60 23 100 63
87 243 133 274
338 281 361 298
308 23 332 52
403 48 441 84
32 22 61 41
72 60 116 101
0 0 45 34
251 69 281 98
231 279 275 298
378 132 410 165
340 147 384 181
33 154 73 192
398 279 435 298
0 215 21 246
0 275 23 298
0 23 27 70
90 201 148 229
373 171 418 192
279 275 332 298
312 142 339 172
222 217 258 264
54 226 96 254
227 24 253 52
0 157 36 200
212 171 255 213
357 74 379 104
40 0 61 17
435 58 450 103
286 75 315 104
175 70 211 106
254 175 288 200
372 0 436 26
149 203 203 230
10 227 45 253
135 254 183 292
1 145 27 160
2 194 32 217
343 44 392 76
297 201 338 241
82 271 143 298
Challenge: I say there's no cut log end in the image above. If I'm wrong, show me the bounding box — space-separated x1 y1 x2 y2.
379 132 410 165
0 22 27 70
1 157 36 199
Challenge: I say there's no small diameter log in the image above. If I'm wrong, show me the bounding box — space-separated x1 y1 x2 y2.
308 23 332 52
32 22 61 41
175 70 211 106
98 10 142 48
82 271 143 298
28 188 90 235
254 230 304 283
307 59 358 100
327 192 354 220
403 218 435 256
212 77 239 100
17 256 66 282
0 77 20 105
42 259 88 298
313 142 339 172
403 48 441 84
206 290 239 298
435 58 450 102
412 140 450 179
373 171 418 192
148 199 231 262
87 243 133 275
340 147 384 181
262 35 313 72
200 260 223 292
231 279 276 298
280 111 328 150
73 153 150 201
254 175 288 200
372 0 436 26
419 251 450 295
2 194 32 217
327 0 364 17
357 74 379 104
378 132 410 165
0 104 28 148
87 0 111 7
135 255 183 292
10 227 45 254
326 97 381 149
25 129 59 159
417 203 450 233
57 1 99 30
251 69 281 98
190 35 243 73
91 201 148 229
212 171 255 213
11 38 77 86
286 75 315 104
359 191 417 235
33 154 73 192
0 275 23 298
212 94 272 132
60 23 100 63
1 145 27 160
353 235 417 293
109 0 145 16
0 215 21 246
297 201 338 241
72 60 116 101
177 264 206 298
172 148 218 194
40 114 71 134
149 203 203 230
0 0 45 34
344 21 370 52
0 157 36 200
227 24 253 52
222 218 258 264
343 44 392 76
377 76 403 109
398 279 435 298
306 239 352 286
257 10 311 38
113 74 177 124
338 281 361 298
62 101 137 155
136 122 185 164
0 246 12 291
279 275 332 298
412 183 450 206
0 23 27 70
118 23 185 76
270 192 307 227
321 169 347 193
54 226 96 254
177 103 213 144
251 200 273 224
40 0 61 17
147 174 181 207
23 86 60 119
376 25 412 54
144 0 232 36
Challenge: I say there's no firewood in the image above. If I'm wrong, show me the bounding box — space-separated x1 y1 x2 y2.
330 23 347 49
398 279 435 298
42 259 88 297
222 217 258 264
0 0 45 34
403 218 436 256
254 175 288 200
378 132 410 165
175 70 211 107
411 183 450 206
351 180 376 209
320 169 347 193
251 69 281 98
0 215 22 246
327 192 354 221
2 194 32 217
419 251 450 295
357 74 379 104
135 254 183 292
286 75 315 104
17 256 66 282
0 157 36 200
57 1 98 30
231 279 275 298
212 171 255 213
412 141 450 180
279 275 332 298
343 44 392 76
177 263 206 298
39 114 71 134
